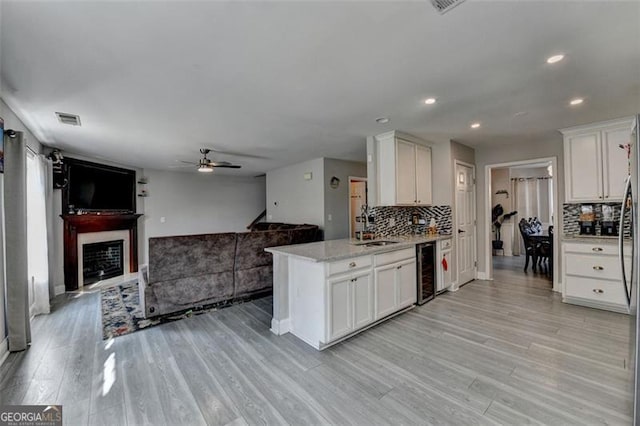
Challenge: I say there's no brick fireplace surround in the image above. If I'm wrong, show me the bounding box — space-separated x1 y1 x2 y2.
62 214 142 291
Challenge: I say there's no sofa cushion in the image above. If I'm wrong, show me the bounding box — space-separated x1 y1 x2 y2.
234 230 291 270
150 271 234 309
234 266 273 296
148 233 237 283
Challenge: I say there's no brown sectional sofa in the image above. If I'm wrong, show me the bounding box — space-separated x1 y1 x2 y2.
139 223 318 318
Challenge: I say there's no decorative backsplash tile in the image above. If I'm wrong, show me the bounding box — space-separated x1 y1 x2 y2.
368 205 452 237
563 203 630 237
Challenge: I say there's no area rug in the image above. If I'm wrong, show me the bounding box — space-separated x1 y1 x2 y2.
101 281 230 340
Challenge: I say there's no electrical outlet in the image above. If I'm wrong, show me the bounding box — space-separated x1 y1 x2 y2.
389 218 396 227
328 214 332 221
268 214 273 220
160 217 166 223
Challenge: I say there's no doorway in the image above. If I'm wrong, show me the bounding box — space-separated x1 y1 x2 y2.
485 157 559 292
455 161 477 287
348 177 367 239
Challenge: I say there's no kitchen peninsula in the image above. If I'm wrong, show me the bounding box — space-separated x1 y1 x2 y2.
266 235 451 350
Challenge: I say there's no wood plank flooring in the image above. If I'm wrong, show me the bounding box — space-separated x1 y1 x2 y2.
0 260 633 425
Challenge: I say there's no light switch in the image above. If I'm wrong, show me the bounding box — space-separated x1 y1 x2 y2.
328 214 332 221
160 217 166 223
389 218 396 227
304 172 313 180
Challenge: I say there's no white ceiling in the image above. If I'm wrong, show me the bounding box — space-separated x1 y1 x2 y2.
1 1 639 175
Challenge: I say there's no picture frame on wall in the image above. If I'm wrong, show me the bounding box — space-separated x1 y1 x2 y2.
0 116 4 173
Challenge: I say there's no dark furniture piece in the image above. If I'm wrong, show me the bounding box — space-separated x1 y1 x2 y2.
534 225 554 277
518 218 540 272
139 223 319 318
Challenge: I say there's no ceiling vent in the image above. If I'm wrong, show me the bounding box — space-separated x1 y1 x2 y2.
55 112 81 126
430 0 467 14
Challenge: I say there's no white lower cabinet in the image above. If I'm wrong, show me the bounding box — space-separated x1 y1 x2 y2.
562 241 630 314
289 247 418 350
327 270 373 342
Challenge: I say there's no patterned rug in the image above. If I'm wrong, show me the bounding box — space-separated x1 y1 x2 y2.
101 281 226 339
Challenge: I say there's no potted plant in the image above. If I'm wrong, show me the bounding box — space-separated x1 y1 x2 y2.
492 204 517 250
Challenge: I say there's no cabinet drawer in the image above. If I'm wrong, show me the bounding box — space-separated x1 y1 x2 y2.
374 247 416 266
563 242 619 256
328 255 372 276
565 276 626 306
565 253 621 281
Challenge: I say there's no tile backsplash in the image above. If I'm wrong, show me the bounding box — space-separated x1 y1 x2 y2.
563 203 630 237
369 205 452 237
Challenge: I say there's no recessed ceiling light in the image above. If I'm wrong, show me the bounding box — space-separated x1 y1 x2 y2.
470 122 481 129
569 98 584 106
375 117 390 124
546 54 565 64
424 98 437 105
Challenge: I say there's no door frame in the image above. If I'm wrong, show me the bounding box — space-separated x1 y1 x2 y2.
454 160 477 289
348 177 367 239
483 156 559 292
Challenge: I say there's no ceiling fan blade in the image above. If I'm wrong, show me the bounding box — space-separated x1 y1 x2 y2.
169 164 197 169
208 147 268 159
178 160 198 165
212 164 242 169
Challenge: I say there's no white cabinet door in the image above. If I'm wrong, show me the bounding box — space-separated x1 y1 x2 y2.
327 276 353 341
415 144 432 205
352 272 374 329
602 126 631 201
374 264 398 320
396 139 416 205
438 251 452 291
397 259 417 309
564 131 602 202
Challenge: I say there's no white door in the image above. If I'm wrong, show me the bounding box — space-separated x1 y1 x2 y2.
415 145 432 205
327 275 353 341
352 272 374 329
396 139 416 205
397 259 417 308
565 132 602 201
456 163 476 286
374 264 397 320
602 126 631 201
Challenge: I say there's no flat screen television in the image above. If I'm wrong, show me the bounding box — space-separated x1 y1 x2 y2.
64 158 136 213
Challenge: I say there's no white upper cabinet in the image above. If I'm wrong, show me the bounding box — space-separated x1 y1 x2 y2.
562 117 635 203
367 131 433 206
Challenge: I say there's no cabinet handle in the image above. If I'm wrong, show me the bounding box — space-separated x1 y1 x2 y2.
592 247 603 252
593 288 604 294
397 265 402 270
349 262 356 268
593 266 604 271
351 278 357 282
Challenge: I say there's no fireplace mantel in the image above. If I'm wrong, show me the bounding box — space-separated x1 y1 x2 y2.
62 213 142 291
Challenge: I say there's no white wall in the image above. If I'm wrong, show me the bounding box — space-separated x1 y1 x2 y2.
143 169 266 258
323 159 367 240
475 136 564 278
266 158 325 230
0 98 44 354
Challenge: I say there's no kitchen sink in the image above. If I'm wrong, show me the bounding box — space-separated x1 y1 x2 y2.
362 240 399 247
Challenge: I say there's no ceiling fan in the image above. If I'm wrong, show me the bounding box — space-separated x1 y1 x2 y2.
173 148 242 173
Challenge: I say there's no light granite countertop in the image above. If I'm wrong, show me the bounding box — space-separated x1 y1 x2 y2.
265 234 452 262
561 235 621 244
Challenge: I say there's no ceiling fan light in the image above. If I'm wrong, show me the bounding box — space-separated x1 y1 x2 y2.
198 165 213 173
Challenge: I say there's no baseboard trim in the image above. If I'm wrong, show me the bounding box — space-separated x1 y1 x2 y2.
271 318 291 335
54 285 65 296
476 272 489 280
0 337 9 367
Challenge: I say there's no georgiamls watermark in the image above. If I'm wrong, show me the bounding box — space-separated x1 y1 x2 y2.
0 405 62 426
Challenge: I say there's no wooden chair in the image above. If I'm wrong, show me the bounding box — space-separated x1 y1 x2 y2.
536 226 554 278
518 219 540 272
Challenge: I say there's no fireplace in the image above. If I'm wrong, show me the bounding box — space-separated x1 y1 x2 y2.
82 240 124 285
62 213 142 291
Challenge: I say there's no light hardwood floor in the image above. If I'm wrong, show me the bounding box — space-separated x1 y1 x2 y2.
0 263 633 425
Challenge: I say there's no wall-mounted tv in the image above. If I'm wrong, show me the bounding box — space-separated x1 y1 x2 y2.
63 158 136 213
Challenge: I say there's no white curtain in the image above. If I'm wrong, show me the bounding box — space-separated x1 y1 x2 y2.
512 177 552 256
26 152 51 315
